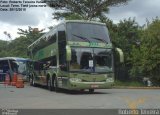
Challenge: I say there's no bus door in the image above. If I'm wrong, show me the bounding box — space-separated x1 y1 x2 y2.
33 61 46 84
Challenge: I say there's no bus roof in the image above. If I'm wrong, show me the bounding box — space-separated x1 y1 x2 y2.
0 57 29 61
28 20 106 49
65 20 106 26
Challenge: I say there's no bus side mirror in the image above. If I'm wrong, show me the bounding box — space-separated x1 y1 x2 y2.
66 45 71 61
116 48 124 63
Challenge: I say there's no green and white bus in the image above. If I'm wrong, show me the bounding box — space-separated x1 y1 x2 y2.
28 20 123 93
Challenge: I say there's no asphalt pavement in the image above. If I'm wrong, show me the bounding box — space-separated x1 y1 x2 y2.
0 84 160 109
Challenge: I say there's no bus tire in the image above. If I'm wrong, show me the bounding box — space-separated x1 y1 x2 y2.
47 77 53 91
52 76 55 91
32 77 37 87
29 76 32 86
29 76 34 86
89 89 94 93
54 78 59 92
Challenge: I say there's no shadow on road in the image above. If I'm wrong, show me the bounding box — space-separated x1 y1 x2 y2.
29 84 112 95
55 89 111 95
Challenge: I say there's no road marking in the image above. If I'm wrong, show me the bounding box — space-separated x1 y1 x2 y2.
123 96 147 110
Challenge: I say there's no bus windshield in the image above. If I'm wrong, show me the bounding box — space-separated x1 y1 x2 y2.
17 60 27 74
70 48 113 73
66 22 110 43
10 60 27 75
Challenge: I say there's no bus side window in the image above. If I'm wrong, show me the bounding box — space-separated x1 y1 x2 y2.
10 60 18 73
0 61 3 73
48 34 56 44
1 60 9 73
34 62 39 71
58 31 66 42
41 56 57 70
58 31 67 71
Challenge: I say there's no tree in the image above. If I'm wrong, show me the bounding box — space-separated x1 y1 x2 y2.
6 36 29 57
0 40 8 57
102 18 141 80
130 18 160 83
0 27 45 58
107 18 140 65
17 26 44 43
3 31 12 41
11 27 45 57
44 0 131 20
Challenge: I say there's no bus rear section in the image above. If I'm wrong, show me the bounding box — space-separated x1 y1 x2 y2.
0 57 30 83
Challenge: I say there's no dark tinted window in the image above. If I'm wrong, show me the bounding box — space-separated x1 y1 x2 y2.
42 56 57 70
10 60 19 73
33 34 57 54
34 61 44 71
70 48 113 73
67 22 110 43
0 60 9 73
58 25 67 71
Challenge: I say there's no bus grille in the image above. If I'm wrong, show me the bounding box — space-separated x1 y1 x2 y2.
82 79 106 82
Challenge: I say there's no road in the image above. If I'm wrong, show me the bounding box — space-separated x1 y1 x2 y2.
0 84 160 109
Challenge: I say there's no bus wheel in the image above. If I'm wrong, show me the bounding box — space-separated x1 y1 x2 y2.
52 78 56 91
89 89 94 93
30 76 35 86
53 78 59 92
29 76 33 86
47 77 53 91
80 89 85 92
32 77 36 87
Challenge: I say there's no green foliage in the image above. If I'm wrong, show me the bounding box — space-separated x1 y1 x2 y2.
102 18 141 80
112 18 140 58
65 13 84 20
0 40 8 57
130 18 160 81
17 26 44 42
45 0 130 20
103 18 140 56
0 27 44 58
115 80 144 87
101 17 160 83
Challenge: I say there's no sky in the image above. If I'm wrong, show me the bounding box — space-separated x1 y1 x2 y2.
0 0 160 41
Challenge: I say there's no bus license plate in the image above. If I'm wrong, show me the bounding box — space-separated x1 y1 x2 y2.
91 85 99 88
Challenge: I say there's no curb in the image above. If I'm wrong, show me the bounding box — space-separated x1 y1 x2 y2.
113 86 160 89
1 82 160 89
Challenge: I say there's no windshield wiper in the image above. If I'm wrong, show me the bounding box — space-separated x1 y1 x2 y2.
91 37 108 44
72 34 90 42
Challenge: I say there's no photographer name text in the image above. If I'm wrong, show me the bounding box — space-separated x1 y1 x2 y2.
0 0 47 12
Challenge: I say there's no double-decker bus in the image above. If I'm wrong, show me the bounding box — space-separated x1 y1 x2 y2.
28 20 123 93
0 57 31 82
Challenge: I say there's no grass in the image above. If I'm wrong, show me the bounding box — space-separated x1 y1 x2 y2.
114 80 145 87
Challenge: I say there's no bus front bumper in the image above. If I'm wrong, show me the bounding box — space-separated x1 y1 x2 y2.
67 81 114 90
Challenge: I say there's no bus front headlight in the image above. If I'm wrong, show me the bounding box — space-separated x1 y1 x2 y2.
106 78 114 82
70 78 82 82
